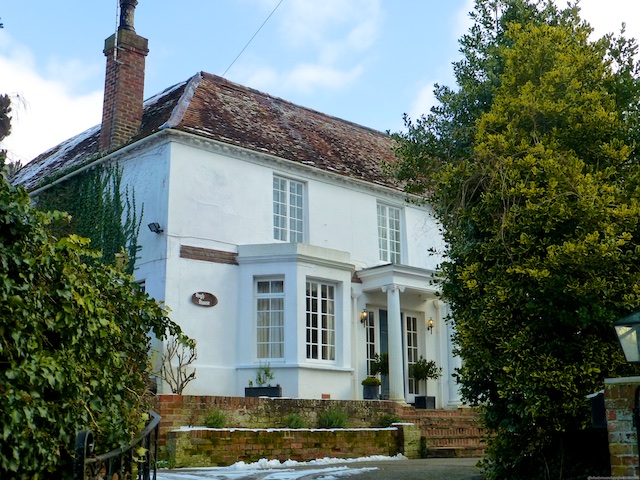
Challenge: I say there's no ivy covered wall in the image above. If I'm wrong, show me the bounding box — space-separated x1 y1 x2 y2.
36 163 142 274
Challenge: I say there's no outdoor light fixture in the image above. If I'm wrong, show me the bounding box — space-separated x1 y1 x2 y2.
427 317 434 334
360 309 368 325
147 222 164 234
614 310 640 471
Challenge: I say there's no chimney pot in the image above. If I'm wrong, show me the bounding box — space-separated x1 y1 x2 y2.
119 0 138 31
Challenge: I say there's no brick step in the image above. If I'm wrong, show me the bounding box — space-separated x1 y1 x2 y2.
422 428 485 439
416 419 484 430
427 446 486 458
425 435 485 447
424 433 485 445
396 407 486 457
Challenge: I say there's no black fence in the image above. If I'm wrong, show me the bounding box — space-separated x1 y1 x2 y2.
74 410 161 480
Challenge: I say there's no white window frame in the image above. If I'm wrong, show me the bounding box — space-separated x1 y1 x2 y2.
305 279 336 361
273 175 305 243
255 278 285 360
377 203 402 264
365 311 376 375
405 314 419 395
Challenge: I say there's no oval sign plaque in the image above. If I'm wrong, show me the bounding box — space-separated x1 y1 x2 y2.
191 292 218 307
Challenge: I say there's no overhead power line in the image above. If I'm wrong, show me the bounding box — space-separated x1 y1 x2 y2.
221 0 285 78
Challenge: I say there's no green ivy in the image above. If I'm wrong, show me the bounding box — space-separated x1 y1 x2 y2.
35 163 142 274
0 174 184 478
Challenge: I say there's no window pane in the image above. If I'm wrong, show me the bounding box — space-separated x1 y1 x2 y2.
305 280 336 361
273 175 305 243
378 203 402 264
255 277 285 359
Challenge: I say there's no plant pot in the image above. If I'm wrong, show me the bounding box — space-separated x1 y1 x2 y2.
363 384 379 400
415 395 436 409
245 386 282 398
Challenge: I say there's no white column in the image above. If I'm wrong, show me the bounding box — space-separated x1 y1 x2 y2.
445 302 463 406
432 299 445 408
351 287 363 400
382 284 406 403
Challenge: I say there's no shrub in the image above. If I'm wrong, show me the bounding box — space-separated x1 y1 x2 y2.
255 362 275 386
0 175 185 478
317 408 348 428
285 413 306 429
377 414 400 428
203 408 226 428
361 376 382 386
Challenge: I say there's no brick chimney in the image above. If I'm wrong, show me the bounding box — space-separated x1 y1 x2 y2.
99 0 148 152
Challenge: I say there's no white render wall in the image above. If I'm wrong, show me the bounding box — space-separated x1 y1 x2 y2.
122 133 453 400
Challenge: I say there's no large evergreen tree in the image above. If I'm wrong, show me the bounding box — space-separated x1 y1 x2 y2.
391 1 640 478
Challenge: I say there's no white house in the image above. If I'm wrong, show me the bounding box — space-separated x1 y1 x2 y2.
11 1 461 407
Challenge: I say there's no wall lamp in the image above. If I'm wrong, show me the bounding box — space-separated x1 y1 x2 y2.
427 317 435 334
360 309 368 325
147 222 164 234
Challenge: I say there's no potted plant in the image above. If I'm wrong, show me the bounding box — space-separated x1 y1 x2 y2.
245 362 282 397
361 376 382 400
370 352 389 376
410 356 442 409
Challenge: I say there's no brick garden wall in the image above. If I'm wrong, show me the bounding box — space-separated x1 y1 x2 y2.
604 376 640 478
156 395 422 466
157 395 409 446
167 425 421 467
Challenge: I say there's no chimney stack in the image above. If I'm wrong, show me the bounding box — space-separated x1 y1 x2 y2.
99 0 148 152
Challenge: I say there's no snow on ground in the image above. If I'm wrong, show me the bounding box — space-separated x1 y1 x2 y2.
157 454 406 480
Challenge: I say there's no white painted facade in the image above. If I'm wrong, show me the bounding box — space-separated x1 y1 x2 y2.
107 128 460 407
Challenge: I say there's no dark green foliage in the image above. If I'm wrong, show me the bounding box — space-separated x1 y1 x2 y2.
0 175 183 478
317 408 348 429
370 353 388 376
376 414 400 428
203 409 226 429
285 412 306 429
390 1 640 478
35 164 142 274
361 376 382 386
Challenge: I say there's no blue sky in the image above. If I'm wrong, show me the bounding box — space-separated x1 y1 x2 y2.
1 0 639 164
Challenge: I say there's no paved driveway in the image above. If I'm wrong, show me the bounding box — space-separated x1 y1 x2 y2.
157 458 482 480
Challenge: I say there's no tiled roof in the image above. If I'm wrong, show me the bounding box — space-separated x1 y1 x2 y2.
11 72 399 192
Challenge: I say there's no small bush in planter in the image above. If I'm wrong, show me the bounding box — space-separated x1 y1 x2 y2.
361 376 382 387
203 408 226 428
410 356 442 408
370 353 389 376
255 362 275 386
318 408 348 428
245 362 282 397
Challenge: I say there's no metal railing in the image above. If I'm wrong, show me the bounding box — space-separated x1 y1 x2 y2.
74 410 161 480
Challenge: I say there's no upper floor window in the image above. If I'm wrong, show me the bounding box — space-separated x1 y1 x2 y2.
377 203 402 263
305 280 335 361
256 278 285 359
273 176 304 243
